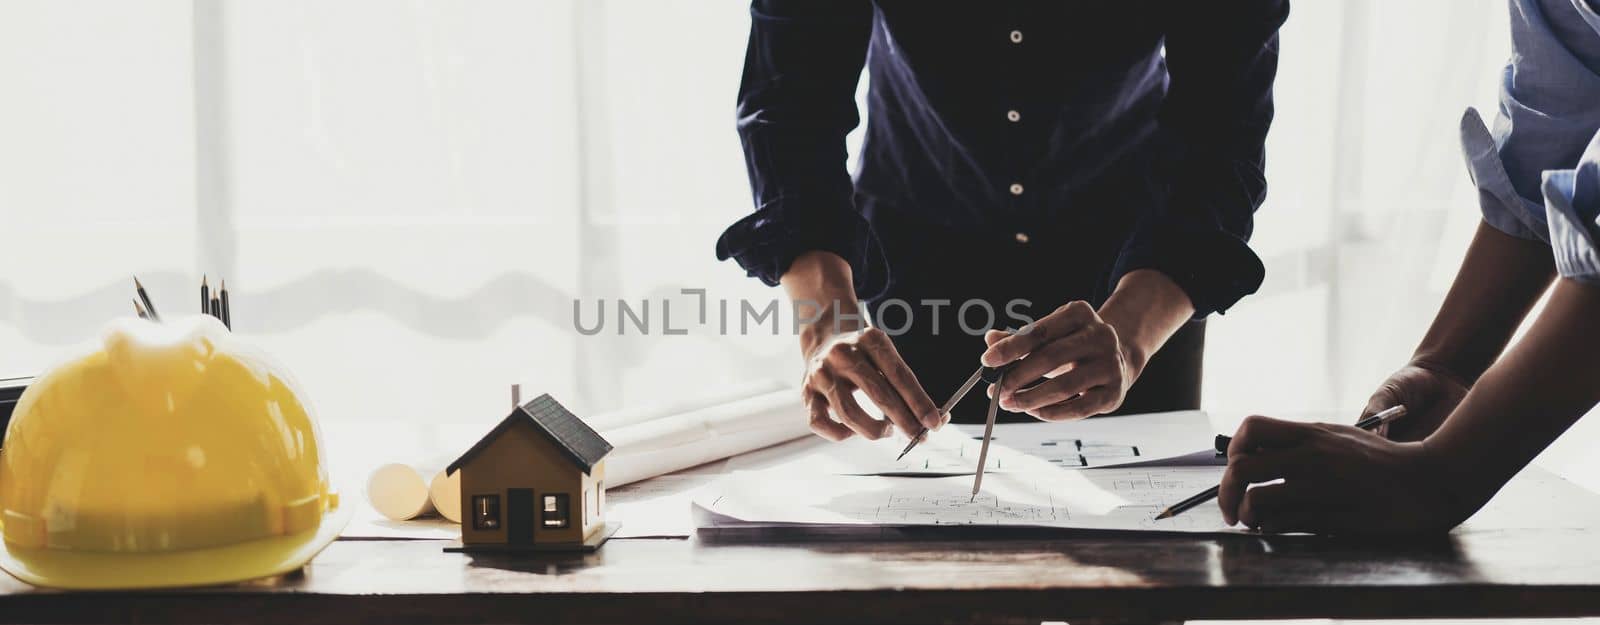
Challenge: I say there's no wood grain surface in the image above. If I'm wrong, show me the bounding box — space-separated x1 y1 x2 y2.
2 467 1598 624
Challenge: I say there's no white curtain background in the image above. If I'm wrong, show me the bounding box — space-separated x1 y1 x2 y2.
2 1 1597 487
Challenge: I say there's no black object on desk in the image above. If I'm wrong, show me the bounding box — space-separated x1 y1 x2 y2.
0 376 31 446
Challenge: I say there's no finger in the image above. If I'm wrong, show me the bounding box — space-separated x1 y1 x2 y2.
837 361 919 439
1237 482 1312 531
1218 450 1304 525
1360 387 1402 437
822 340 917 438
997 327 1104 394
804 389 852 441
1031 386 1119 422
1003 360 1111 412
1228 415 1315 458
984 329 1009 347
827 382 891 440
857 328 942 430
981 301 1096 367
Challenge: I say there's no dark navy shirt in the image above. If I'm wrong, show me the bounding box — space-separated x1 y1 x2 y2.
715 1 1288 317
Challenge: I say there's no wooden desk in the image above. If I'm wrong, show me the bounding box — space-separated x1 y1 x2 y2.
2 467 1599 624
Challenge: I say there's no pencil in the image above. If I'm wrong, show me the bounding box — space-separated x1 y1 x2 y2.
133 276 161 321
210 295 221 319
1154 405 1409 521
1211 405 1410 455
219 279 231 329
134 298 149 320
201 275 210 317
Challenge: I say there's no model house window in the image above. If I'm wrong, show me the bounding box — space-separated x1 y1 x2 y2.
541 493 570 528
583 489 592 525
471 495 501 530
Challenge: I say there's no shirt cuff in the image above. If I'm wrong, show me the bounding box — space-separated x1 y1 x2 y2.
1110 221 1265 318
1460 108 1547 242
1540 131 1600 286
715 195 888 298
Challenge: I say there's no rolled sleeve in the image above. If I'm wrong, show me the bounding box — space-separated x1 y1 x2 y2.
715 194 886 295
716 1 885 296
1461 108 1547 241
1542 130 1600 286
1113 0 1286 317
1461 0 1600 242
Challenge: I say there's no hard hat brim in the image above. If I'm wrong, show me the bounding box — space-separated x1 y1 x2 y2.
0 504 350 590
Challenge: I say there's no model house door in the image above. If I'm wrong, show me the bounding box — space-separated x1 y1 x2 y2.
506 488 534 545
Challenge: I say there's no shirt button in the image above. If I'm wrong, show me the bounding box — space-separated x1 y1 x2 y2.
1006 110 1021 122
1009 30 1023 44
1014 232 1030 244
1009 183 1024 196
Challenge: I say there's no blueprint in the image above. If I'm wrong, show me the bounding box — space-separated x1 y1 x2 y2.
724 410 1218 476
694 466 1238 534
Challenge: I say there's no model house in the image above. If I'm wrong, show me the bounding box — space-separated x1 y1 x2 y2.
445 393 614 551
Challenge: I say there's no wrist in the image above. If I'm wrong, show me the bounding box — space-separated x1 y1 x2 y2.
1406 353 1477 389
782 251 862 358
1415 436 1491 526
798 302 866 357
1098 269 1195 379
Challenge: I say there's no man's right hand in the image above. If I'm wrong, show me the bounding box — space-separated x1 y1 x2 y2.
1359 361 1470 442
780 251 939 442
800 325 942 441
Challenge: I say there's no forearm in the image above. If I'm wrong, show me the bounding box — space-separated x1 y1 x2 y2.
780 251 863 353
1411 221 1555 383
1098 269 1196 376
1425 278 1600 511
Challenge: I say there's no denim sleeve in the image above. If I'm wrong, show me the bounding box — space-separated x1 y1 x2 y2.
715 1 886 297
1461 0 1600 242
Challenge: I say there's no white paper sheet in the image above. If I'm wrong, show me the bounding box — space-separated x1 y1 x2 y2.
607 473 720 538
726 410 1217 476
695 467 1238 534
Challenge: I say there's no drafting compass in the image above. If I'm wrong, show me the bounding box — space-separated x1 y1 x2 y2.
895 362 1015 500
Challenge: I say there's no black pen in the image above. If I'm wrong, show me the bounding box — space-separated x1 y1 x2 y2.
1154 405 1408 521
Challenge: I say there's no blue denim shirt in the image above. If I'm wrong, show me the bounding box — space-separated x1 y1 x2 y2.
1463 0 1600 285
716 1 1288 316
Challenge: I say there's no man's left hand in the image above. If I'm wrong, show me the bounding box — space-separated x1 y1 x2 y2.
980 301 1135 421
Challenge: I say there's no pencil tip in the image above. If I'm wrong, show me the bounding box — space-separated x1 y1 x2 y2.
202 274 208 286
1154 510 1173 520
133 275 143 288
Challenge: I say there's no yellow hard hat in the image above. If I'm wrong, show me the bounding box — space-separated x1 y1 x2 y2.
0 315 347 589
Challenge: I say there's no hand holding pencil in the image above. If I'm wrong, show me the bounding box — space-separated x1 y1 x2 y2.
1179 405 1471 535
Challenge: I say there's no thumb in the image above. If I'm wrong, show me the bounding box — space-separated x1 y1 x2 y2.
983 329 1009 346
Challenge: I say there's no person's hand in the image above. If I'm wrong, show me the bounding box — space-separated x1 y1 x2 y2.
979 301 1134 421
800 325 941 442
1217 415 1473 535
1361 361 1470 441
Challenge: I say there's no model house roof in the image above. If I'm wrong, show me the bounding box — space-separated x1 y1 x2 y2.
446 393 613 476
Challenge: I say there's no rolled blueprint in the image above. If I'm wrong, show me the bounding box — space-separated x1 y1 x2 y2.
428 469 462 523
603 388 810 487
585 379 785 432
366 463 437 521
